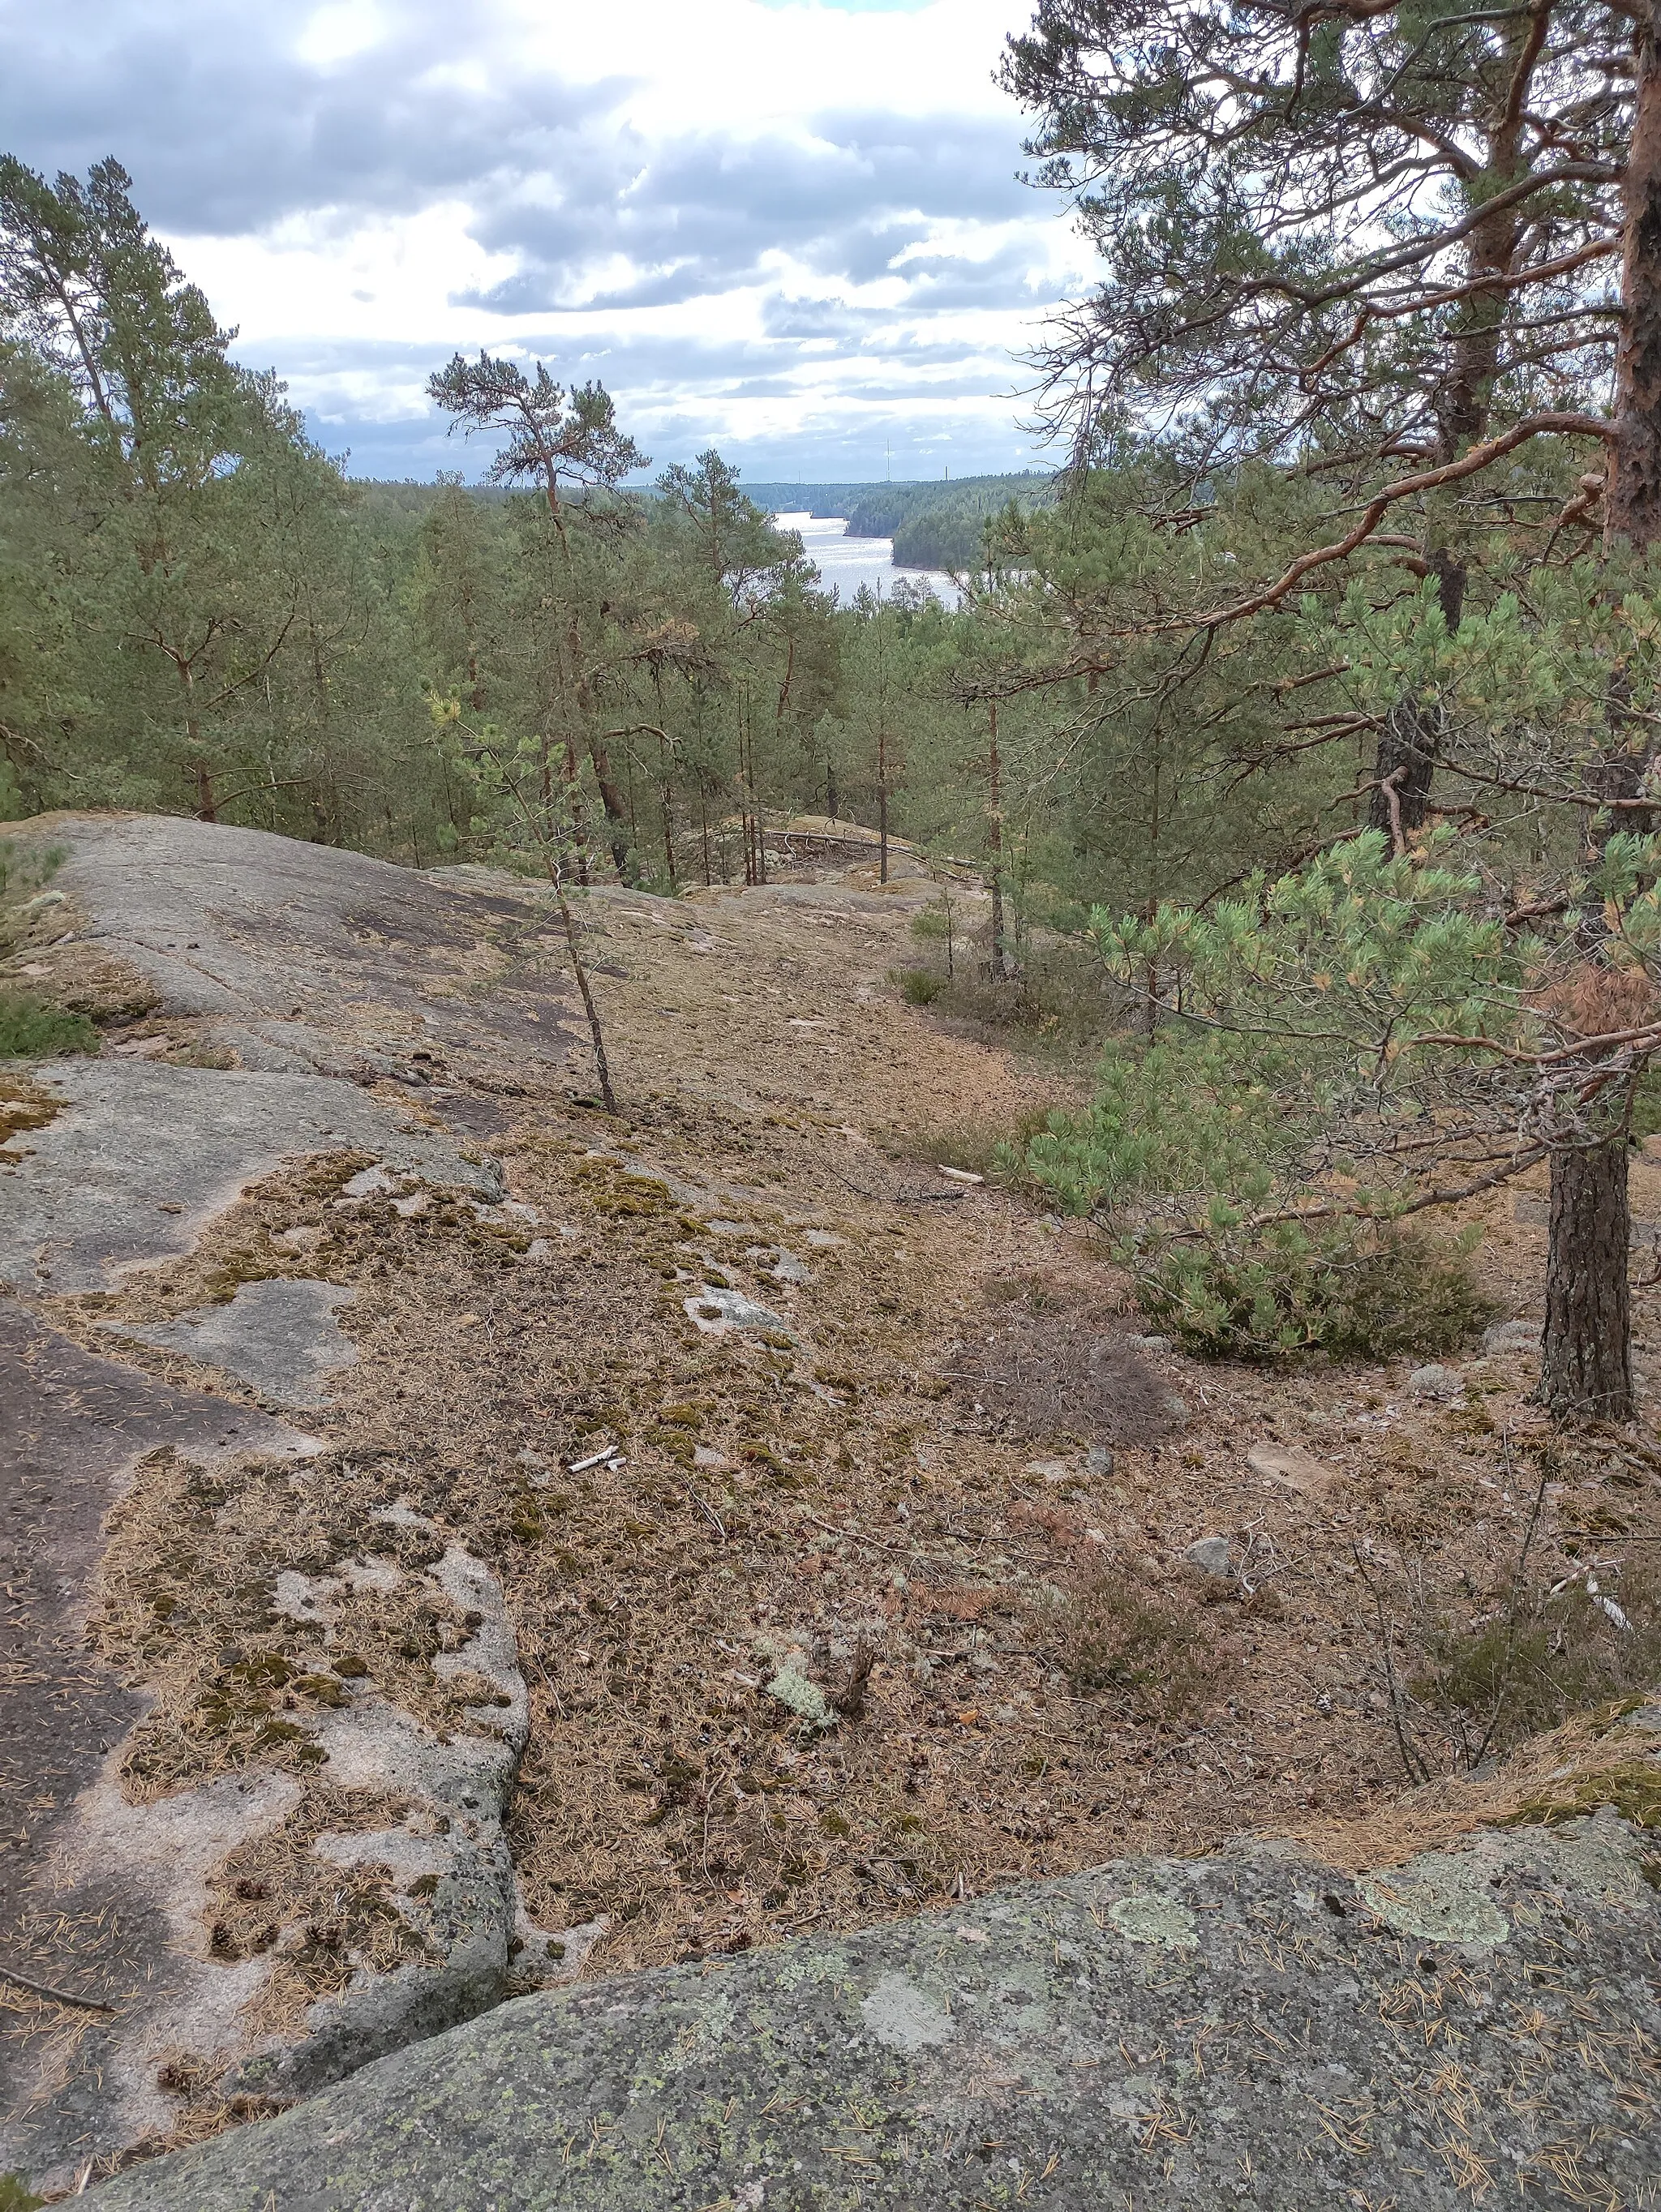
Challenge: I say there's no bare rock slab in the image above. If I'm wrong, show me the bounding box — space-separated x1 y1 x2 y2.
1247 1443 1342 1498
83 1803 1661 2211
34 812 580 1074
0 1306 324 2176
106 1277 358 1408
0 1057 501 1292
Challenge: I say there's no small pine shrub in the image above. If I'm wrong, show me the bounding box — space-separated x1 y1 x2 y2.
0 989 99 1059
1137 1222 1493 1364
899 967 944 1005
0 2176 45 2212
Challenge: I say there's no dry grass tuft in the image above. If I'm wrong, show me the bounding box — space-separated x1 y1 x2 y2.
950 1299 1176 1446
0 1068 61 1149
1045 1567 1229 1726
1414 1548 1661 1761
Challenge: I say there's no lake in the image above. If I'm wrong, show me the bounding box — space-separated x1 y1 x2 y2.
773 512 961 606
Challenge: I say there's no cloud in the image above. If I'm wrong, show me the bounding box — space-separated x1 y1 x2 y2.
456 114 1037 313
0 0 624 233
0 0 1077 479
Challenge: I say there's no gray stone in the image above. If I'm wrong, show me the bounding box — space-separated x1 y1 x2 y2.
1407 1363 1466 1400
684 1284 792 1338
341 1164 397 1198
0 815 575 2186
1124 1332 1170 1353
0 1057 500 1294
105 1277 358 1408
1183 1534 1231 1576
1483 1318 1541 1357
0 1303 324 2183
1084 1444 1114 1478
80 1813 1661 2212
2 1536 530 2189
30 811 581 1077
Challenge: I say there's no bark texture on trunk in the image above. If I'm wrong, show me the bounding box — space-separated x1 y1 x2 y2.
586 735 632 880
1534 11 1661 1417
1609 1 1661 548
1538 1135 1634 1421
1367 693 1440 842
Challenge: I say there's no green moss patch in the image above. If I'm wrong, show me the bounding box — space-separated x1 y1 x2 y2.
0 988 98 1058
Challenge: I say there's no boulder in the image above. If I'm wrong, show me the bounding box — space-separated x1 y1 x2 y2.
1183 1534 1231 1577
1406 1364 1466 1400
84 1773 1661 2212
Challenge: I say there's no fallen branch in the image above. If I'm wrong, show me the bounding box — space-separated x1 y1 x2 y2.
0 1963 118 2015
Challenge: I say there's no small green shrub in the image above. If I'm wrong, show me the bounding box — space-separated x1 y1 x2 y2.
0 2176 44 2212
929 945 1122 1054
1136 1222 1492 1364
0 989 99 1058
886 1102 1058 1184
898 967 944 1005
1416 1554 1661 1759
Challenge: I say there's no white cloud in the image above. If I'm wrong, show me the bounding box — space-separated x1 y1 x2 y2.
294 0 391 69
0 0 1082 478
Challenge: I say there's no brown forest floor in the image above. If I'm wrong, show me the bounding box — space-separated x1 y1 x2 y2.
49 848 1661 1986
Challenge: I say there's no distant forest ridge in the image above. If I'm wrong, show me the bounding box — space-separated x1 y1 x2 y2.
745 473 1057 571
347 472 1058 574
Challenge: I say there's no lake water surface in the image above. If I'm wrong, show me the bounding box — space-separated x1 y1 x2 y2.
774 512 960 606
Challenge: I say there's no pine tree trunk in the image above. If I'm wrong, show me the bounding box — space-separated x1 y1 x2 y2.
1608 0 1661 548
586 733 631 880
1538 1136 1633 1421
1540 28 1661 1414
1366 694 1440 844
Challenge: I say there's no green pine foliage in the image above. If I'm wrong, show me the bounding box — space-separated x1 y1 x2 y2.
1019 822 1661 1357
5 157 1661 1392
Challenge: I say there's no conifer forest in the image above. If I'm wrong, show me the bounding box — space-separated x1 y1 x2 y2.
11 0 1661 1427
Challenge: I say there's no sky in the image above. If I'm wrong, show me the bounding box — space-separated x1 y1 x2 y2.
0 0 1089 484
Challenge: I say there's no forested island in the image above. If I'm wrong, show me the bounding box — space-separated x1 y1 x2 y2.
745 474 1056 570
